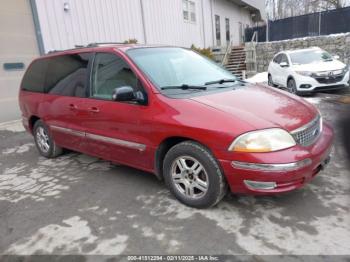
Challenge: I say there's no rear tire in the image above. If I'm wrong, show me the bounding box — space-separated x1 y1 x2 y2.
163 141 227 208
33 120 63 158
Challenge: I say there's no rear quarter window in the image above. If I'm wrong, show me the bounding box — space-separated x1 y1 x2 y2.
21 59 49 93
45 53 91 97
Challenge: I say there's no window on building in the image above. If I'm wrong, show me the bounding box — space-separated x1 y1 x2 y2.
225 18 230 45
183 0 196 23
215 15 221 46
91 53 139 100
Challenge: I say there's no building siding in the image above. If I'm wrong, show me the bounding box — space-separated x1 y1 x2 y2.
34 0 255 53
0 0 39 121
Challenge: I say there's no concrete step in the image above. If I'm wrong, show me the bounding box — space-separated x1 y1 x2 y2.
226 65 246 70
228 57 245 62
227 61 245 65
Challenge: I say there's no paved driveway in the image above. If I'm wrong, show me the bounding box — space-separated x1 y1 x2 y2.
0 94 349 257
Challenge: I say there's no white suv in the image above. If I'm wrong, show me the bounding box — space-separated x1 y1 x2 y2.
268 47 350 95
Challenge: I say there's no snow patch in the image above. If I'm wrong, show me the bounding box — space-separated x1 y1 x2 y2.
5 216 128 255
246 72 268 83
2 143 34 155
304 97 322 105
0 120 25 132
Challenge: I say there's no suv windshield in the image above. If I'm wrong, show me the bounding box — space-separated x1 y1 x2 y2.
127 47 237 91
290 49 333 65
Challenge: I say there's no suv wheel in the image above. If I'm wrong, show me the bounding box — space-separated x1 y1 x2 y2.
287 78 298 95
268 74 277 87
33 120 63 158
163 141 227 208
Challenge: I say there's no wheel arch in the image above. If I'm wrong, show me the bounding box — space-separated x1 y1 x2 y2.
287 75 295 86
154 136 213 180
28 115 40 133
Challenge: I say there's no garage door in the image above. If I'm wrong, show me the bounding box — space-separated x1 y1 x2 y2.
0 0 39 122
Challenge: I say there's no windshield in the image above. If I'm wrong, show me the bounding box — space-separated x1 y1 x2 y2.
289 49 333 65
126 47 236 90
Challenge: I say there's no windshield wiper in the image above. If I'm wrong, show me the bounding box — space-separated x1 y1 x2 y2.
205 78 236 85
161 84 207 90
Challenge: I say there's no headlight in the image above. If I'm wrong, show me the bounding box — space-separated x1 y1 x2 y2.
296 71 313 77
343 65 349 74
228 128 296 153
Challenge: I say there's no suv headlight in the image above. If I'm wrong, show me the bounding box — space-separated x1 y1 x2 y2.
296 71 313 77
228 128 296 153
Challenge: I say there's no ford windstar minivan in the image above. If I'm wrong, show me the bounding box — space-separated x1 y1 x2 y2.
19 44 334 208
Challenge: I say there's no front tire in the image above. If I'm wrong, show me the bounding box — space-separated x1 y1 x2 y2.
163 141 227 208
33 120 63 158
287 78 299 95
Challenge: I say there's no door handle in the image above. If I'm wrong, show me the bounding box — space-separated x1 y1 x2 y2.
88 107 100 113
69 104 78 111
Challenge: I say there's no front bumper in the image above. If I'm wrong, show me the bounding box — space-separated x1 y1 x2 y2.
295 71 350 92
219 122 334 194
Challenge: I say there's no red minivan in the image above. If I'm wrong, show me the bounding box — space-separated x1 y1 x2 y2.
19 44 334 208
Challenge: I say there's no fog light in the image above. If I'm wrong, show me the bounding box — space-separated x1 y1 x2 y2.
244 180 276 190
300 84 312 89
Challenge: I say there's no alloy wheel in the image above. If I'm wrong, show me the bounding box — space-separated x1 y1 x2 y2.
36 126 50 153
170 156 209 199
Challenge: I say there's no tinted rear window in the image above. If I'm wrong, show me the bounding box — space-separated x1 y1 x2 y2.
45 53 91 97
21 53 91 97
21 59 49 93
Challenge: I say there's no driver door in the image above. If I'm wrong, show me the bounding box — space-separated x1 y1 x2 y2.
80 52 153 170
279 54 291 87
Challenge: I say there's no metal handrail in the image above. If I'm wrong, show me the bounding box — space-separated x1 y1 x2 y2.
221 40 233 66
251 31 258 43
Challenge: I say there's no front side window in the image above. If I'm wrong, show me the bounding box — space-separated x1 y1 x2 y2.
215 15 221 46
183 0 196 23
290 50 333 65
45 53 92 97
91 53 139 100
273 54 282 64
127 47 236 91
280 54 289 65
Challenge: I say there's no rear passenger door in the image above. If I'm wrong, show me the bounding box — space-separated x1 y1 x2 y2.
42 52 92 151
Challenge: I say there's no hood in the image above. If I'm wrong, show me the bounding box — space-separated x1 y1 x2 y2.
190 85 318 132
292 60 346 72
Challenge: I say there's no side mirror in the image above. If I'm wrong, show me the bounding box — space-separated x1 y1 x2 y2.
112 86 148 105
112 86 135 102
279 62 289 68
333 55 340 60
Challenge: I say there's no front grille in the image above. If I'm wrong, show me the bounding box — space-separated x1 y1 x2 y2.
291 115 322 147
314 74 344 84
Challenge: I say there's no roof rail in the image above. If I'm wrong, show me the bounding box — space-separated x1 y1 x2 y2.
87 42 125 47
47 45 87 54
47 42 127 54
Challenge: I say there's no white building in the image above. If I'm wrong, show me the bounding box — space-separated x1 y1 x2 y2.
32 0 265 53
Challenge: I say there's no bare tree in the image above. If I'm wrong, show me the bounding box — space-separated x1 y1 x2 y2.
266 0 349 20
